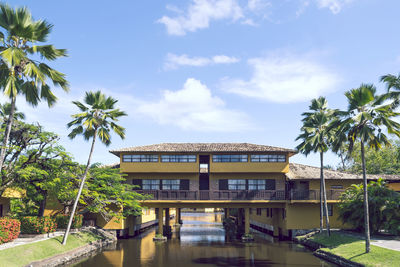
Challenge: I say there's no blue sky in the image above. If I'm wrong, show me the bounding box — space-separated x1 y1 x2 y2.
6 0 400 167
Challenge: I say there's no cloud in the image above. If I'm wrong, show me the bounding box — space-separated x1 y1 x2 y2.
315 0 353 14
164 53 239 70
221 53 340 103
136 78 252 132
157 0 244 36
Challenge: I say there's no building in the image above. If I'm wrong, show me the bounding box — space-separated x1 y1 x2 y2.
0 188 25 217
109 142 400 239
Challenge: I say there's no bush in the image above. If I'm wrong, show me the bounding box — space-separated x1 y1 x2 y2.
20 216 57 234
55 214 83 229
0 218 20 244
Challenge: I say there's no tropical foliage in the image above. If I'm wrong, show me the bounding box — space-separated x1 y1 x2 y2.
19 216 57 234
0 3 69 174
0 217 20 244
338 179 400 235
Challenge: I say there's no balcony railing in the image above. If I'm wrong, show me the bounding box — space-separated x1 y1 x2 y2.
135 189 345 201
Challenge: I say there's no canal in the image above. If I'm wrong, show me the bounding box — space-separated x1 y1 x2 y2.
73 212 335 267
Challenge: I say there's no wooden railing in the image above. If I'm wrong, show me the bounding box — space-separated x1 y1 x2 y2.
289 189 345 200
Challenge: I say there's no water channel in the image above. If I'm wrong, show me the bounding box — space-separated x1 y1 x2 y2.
73 212 336 267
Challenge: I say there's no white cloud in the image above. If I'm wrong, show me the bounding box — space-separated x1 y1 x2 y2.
157 0 244 36
164 53 239 70
315 0 353 14
221 53 340 103
136 78 252 132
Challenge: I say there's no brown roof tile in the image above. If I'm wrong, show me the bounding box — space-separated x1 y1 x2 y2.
110 143 297 156
287 163 400 181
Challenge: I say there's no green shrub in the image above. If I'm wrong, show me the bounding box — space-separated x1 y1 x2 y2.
20 216 57 234
0 217 20 244
55 214 83 229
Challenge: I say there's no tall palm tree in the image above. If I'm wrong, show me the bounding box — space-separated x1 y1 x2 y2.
62 91 126 245
334 84 400 253
0 4 69 173
296 97 335 236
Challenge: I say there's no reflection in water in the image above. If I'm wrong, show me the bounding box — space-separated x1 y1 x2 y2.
73 212 335 267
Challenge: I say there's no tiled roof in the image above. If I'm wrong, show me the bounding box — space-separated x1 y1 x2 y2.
110 143 297 156
287 163 400 181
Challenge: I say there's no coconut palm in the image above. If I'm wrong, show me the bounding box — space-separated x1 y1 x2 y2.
334 84 400 253
0 4 69 173
62 91 126 245
296 97 336 236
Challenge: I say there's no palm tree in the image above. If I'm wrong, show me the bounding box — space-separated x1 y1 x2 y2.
0 103 25 122
0 4 69 173
334 84 400 253
296 97 335 236
62 91 126 245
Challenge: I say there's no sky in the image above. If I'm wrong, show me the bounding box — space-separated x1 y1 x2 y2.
6 0 400 167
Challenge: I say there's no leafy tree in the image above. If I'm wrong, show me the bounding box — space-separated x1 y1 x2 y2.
339 140 400 174
0 4 69 175
338 179 400 235
0 103 24 122
0 121 59 194
62 91 126 245
296 97 336 236
334 84 400 253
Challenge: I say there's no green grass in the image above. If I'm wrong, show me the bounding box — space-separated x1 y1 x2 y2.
308 232 400 267
0 231 102 267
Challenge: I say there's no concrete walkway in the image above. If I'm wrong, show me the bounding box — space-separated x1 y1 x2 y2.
371 238 400 252
0 231 65 251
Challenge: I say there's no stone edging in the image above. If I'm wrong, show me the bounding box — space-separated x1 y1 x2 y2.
24 228 117 267
294 235 364 267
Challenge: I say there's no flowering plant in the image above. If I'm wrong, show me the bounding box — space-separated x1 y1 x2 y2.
0 217 20 244
20 216 57 234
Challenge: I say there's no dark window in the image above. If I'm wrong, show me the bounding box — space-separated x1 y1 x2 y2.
270 209 273 217
250 154 286 162
265 179 276 190
123 154 158 162
323 204 333 216
257 208 262 216
249 208 252 214
228 179 246 190
142 179 160 190
180 179 190 190
132 179 142 189
212 155 248 162
266 208 269 217
331 185 343 189
162 180 180 190
161 155 196 162
282 208 286 219
248 179 266 190
219 179 229 190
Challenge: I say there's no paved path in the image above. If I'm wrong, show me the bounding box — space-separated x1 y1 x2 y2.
0 231 65 251
371 238 400 252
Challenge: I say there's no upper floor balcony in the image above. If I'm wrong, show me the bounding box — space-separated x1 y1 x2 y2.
135 189 345 201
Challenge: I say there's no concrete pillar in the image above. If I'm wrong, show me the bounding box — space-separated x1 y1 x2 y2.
272 208 279 237
165 208 170 227
175 208 181 225
244 208 250 234
158 208 163 236
224 208 230 219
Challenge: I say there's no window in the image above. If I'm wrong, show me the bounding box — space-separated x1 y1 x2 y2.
249 208 252 214
323 204 333 216
282 208 286 219
162 179 180 190
161 155 196 162
265 179 276 190
331 185 343 189
228 179 246 190
250 154 286 162
142 179 160 190
212 155 248 162
257 208 262 216
123 154 158 162
248 179 266 190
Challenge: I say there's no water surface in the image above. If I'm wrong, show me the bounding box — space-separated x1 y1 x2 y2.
74 212 335 267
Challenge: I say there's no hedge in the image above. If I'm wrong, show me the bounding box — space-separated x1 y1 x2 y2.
55 214 83 229
0 217 20 244
20 216 57 234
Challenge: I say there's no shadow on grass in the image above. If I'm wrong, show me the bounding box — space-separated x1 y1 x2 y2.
349 252 367 260
310 232 361 249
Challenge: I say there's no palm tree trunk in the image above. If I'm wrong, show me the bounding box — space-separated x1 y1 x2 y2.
62 129 97 245
319 155 324 234
0 97 16 174
360 140 370 253
321 152 331 236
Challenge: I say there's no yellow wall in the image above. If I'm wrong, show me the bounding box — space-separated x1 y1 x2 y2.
307 179 358 190
388 182 400 192
211 162 289 173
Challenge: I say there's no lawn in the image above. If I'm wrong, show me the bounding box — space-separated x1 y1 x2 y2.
0 231 102 267
307 232 400 267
